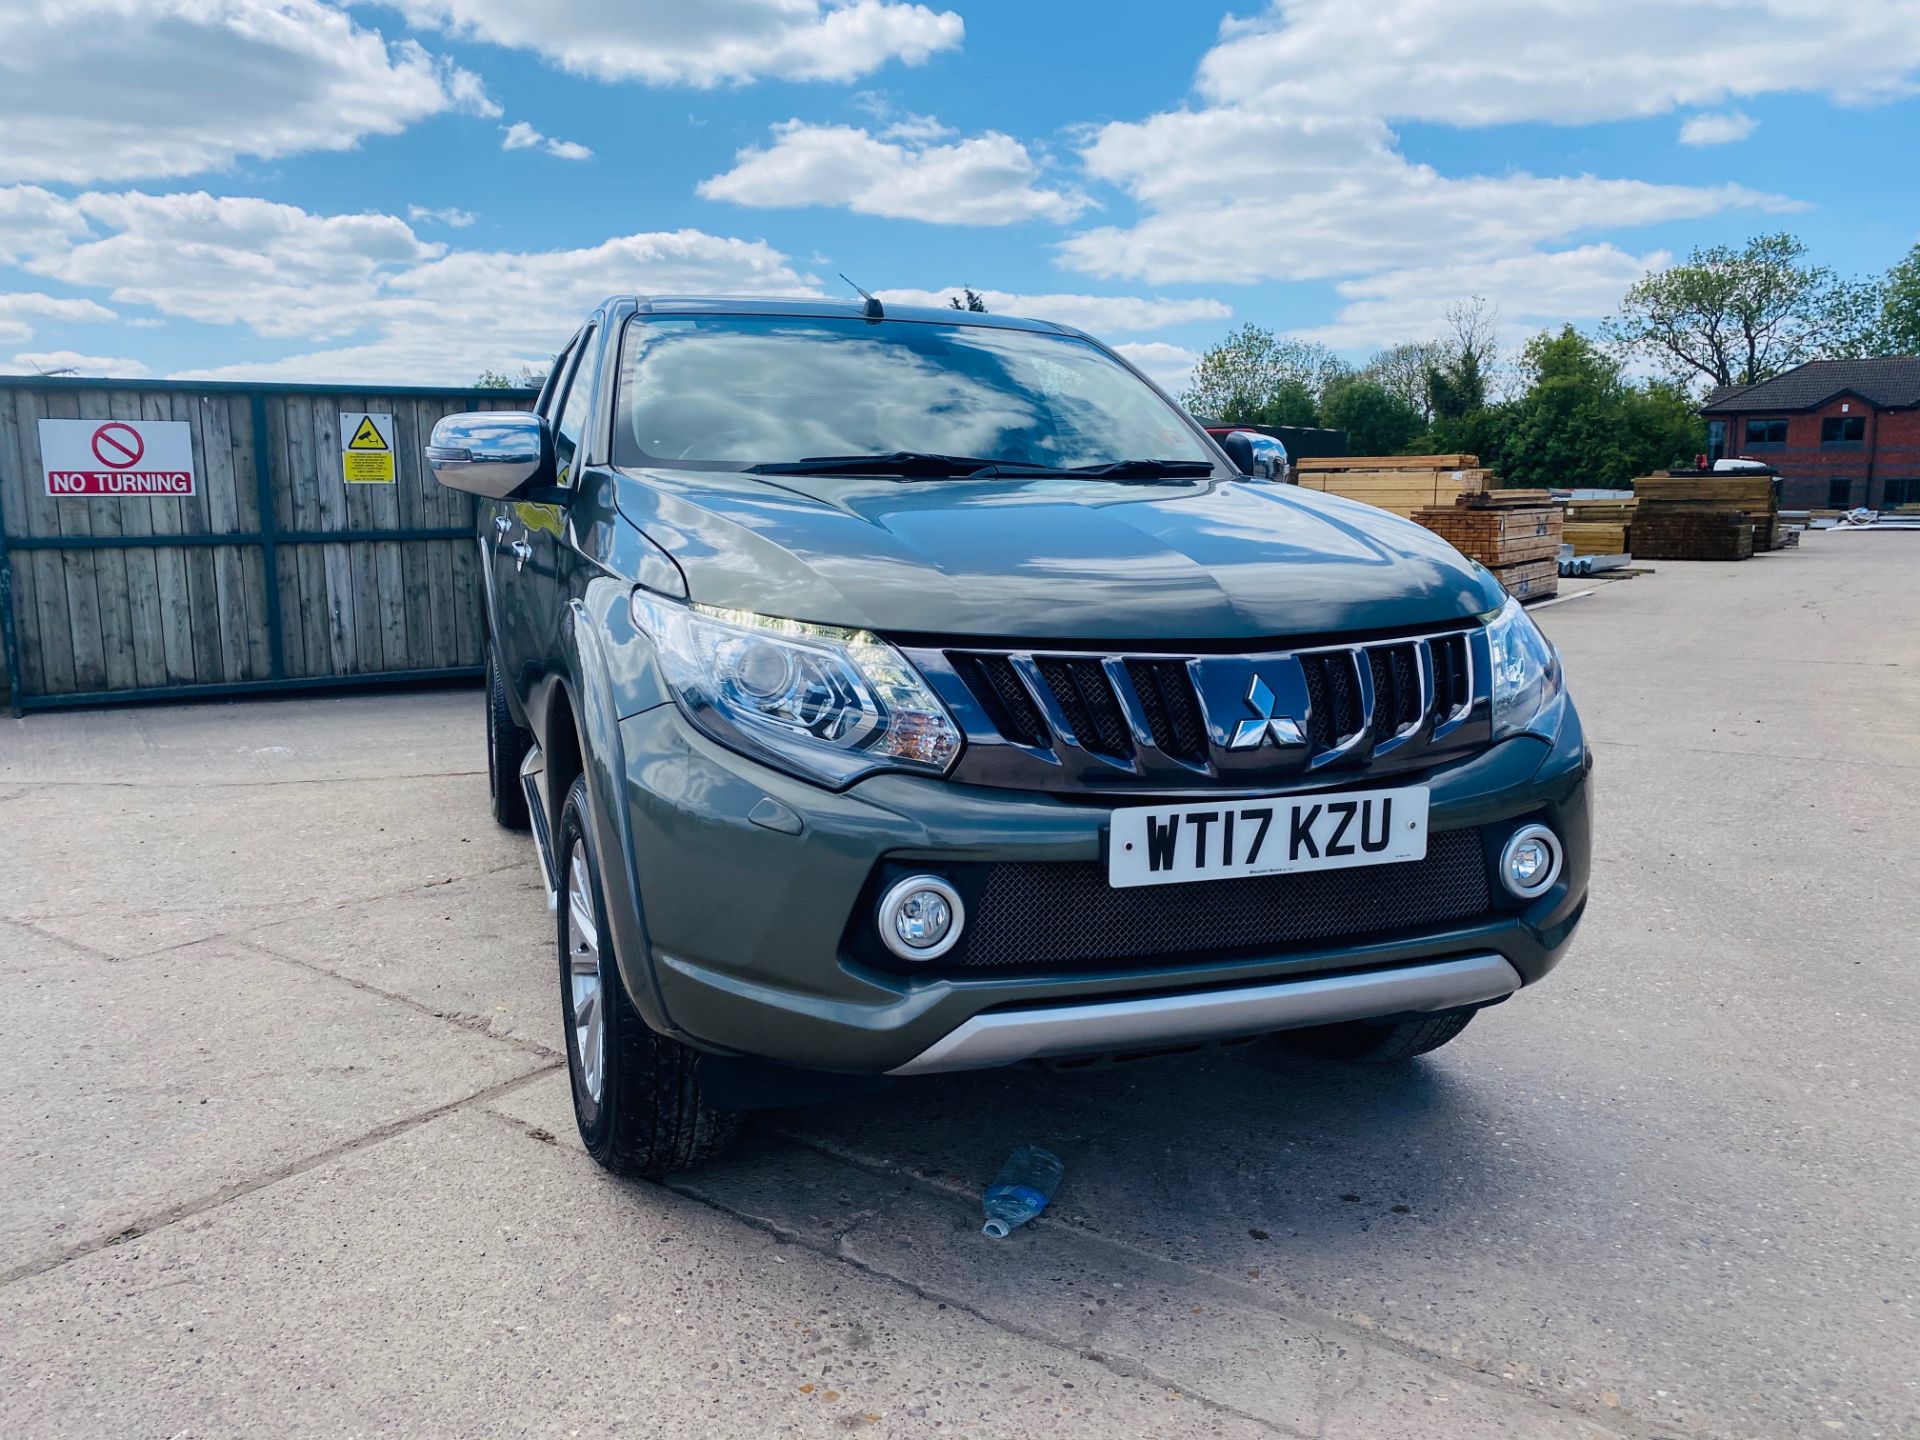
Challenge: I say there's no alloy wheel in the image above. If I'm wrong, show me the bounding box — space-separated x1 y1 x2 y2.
565 840 605 1107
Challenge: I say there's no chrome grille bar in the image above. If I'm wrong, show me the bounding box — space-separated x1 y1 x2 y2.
924 624 1487 792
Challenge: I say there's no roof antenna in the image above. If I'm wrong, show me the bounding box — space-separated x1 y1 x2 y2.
839 273 885 321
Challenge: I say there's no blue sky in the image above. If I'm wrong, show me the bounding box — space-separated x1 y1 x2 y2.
2 0 1917 393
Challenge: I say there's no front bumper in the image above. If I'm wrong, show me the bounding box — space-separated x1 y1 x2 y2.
610 697 1591 1075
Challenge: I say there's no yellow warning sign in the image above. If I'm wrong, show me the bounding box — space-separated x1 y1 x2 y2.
339 411 395 484
348 415 388 450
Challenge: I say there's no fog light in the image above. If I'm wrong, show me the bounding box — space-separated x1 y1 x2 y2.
878 875 964 961
1500 824 1562 899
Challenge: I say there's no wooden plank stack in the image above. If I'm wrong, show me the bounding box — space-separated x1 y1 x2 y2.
1630 508 1755 560
1629 473 1775 560
1412 489 1562 602
1562 496 1637 556
1294 454 1490 516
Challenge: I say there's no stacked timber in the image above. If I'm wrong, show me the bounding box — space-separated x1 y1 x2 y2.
1562 495 1636 556
1413 490 1562 601
1630 508 1755 560
1630 473 1776 558
1294 454 1490 516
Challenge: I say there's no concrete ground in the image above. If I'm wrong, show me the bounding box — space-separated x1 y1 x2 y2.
1 533 1915 1440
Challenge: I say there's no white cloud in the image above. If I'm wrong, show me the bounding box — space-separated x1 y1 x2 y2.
1285 246 1669 352
408 205 478 227
0 292 116 345
0 0 494 184
1195 0 1920 126
0 185 90 265
700 121 1088 225
1112 341 1198 394
9 350 150 377
24 190 446 339
1060 90 1791 286
873 289 1228 334
3 185 820 382
501 121 594 161
394 0 963 87
1049 2 1905 300
0 187 804 382
1679 110 1759 146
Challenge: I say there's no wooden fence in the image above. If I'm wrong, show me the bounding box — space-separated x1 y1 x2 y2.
0 377 535 712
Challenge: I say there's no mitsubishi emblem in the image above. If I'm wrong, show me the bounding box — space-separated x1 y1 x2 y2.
1229 675 1306 749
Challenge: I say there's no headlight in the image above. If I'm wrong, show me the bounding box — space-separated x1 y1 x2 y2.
630 592 961 785
1484 596 1563 739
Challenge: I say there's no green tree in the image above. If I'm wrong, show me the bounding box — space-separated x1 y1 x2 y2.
1878 242 1920 355
475 364 546 390
1361 341 1440 423
1426 297 1499 419
1181 324 1345 424
1606 233 1882 389
1261 379 1320 427
948 288 989 313
1494 326 1702 489
1418 406 1515 468
1320 376 1424 455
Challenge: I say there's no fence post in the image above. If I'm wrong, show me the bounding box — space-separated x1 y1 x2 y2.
250 392 286 681
0 476 22 717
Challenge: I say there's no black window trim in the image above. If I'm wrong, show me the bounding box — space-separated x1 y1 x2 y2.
550 322 601 489
1819 415 1866 448
537 329 583 421
1743 416 1788 448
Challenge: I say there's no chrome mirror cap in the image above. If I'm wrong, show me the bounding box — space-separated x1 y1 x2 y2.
1219 429 1291 482
426 411 550 499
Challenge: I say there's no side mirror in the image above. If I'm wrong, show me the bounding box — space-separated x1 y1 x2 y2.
1219 429 1256 474
426 411 554 499
1219 429 1291 482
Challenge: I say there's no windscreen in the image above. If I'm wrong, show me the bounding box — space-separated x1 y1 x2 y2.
611 315 1216 471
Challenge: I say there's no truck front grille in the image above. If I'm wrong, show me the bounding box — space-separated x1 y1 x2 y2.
929 828 1491 973
915 624 1486 794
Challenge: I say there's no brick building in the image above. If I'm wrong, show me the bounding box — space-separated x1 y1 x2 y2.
1700 358 1920 510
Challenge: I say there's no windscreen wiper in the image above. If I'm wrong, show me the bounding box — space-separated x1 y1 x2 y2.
1059 459 1217 479
744 453 1217 480
747 452 1038 477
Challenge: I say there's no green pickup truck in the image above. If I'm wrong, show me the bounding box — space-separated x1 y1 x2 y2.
427 296 1590 1177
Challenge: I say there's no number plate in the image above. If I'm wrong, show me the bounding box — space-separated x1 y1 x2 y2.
1107 787 1429 888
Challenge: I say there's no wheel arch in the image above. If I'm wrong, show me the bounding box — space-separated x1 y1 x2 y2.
559 592 683 1040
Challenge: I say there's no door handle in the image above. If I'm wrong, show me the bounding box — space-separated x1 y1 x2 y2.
507 540 533 570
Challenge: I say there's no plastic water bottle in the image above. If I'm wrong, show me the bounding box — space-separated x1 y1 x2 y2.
981 1146 1064 1238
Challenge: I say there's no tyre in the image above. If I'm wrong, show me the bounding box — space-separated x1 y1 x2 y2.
1279 1009 1476 1064
556 774 740 1177
485 649 531 831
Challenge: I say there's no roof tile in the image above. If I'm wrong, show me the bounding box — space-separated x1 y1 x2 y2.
1699 358 1920 413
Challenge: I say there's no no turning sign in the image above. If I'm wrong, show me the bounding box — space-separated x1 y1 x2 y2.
39 418 197 497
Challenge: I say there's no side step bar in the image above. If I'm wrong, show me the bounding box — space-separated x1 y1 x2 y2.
520 745 559 911
887 954 1523 1076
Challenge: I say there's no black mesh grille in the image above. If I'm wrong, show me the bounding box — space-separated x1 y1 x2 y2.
955 654 1048 746
1368 643 1421 734
1301 653 1362 746
1037 658 1133 757
1124 658 1206 761
940 828 1490 972
1430 634 1468 717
